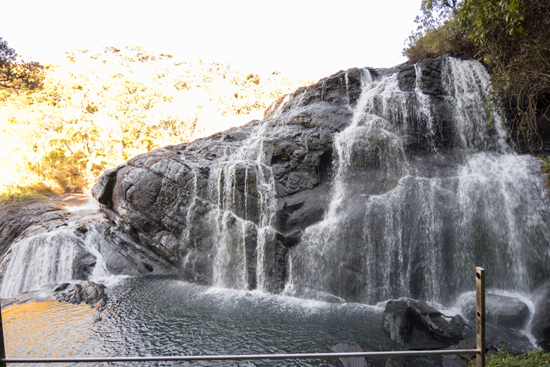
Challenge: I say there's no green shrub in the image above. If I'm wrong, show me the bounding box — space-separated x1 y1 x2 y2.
404 19 477 63
471 349 550 367
0 193 49 204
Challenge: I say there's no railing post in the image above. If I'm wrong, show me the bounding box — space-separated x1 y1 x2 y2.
0 300 6 367
476 267 485 367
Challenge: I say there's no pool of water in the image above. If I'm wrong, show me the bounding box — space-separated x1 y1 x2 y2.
2 277 446 367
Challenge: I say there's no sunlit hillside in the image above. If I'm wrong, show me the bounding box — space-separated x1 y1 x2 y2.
0 46 312 198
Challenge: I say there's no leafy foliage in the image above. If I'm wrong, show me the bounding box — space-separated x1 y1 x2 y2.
0 46 311 197
470 349 550 366
457 0 550 152
404 19 477 63
0 193 49 205
403 0 477 63
0 37 44 92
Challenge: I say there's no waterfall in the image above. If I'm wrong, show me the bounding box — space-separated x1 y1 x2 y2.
3 57 549 306
0 210 111 299
200 122 277 291
286 57 550 304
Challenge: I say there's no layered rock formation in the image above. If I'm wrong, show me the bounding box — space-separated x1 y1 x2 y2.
1 57 549 333
89 55 550 306
91 57 453 292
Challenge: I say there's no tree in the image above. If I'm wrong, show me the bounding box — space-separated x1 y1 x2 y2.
404 0 476 63
0 37 44 91
456 0 550 152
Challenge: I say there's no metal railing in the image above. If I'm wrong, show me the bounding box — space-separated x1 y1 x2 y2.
0 267 486 366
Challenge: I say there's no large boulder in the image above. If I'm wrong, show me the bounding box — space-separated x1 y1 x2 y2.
383 300 412 343
383 299 462 345
55 281 108 309
460 293 531 329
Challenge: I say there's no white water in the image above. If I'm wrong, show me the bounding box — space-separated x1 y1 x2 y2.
2 57 549 310
0 202 112 298
286 57 550 304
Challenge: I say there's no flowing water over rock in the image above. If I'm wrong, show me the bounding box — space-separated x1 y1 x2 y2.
285 58 550 305
3 57 550 303
1 56 550 360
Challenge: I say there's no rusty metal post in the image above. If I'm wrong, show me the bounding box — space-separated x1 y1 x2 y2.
476 267 485 367
0 300 6 367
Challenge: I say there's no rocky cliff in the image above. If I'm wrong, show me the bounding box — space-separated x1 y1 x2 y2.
87 55 550 305
90 58 449 293
2 56 549 311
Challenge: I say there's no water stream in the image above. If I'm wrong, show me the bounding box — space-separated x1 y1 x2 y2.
1 57 549 363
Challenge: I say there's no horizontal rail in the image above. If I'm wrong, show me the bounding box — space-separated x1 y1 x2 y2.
1 349 480 363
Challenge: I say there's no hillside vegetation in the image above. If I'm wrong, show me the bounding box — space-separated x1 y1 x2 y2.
404 0 550 149
0 46 311 198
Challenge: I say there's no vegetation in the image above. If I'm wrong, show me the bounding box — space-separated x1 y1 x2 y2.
0 44 311 198
403 0 477 63
0 37 44 91
0 193 49 205
471 349 550 366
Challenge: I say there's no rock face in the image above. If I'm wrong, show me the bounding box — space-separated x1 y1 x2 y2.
87 55 550 306
91 66 366 291
2 56 550 331
55 281 108 309
0 199 73 258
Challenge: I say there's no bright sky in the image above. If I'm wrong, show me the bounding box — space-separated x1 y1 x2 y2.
2 0 422 80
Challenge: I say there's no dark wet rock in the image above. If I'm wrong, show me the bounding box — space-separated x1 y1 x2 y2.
384 299 462 345
383 300 412 343
461 293 531 329
385 358 407 367
456 339 476 361
84 55 478 298
441 354 468 367
329 341 370 367
53 283 70 292
93 311 102 323
407 300 463 344
460 318 533 353
531 281 550 352
56 281 108 310
275 229 303 248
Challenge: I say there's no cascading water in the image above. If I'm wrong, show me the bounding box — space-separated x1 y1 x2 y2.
1 57 547 363
2 57 549 309
0 202 111 299
286 57 550 305
201 122 278 291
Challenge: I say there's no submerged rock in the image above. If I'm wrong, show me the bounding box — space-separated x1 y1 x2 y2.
329 341 370 367
55 281 108 310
